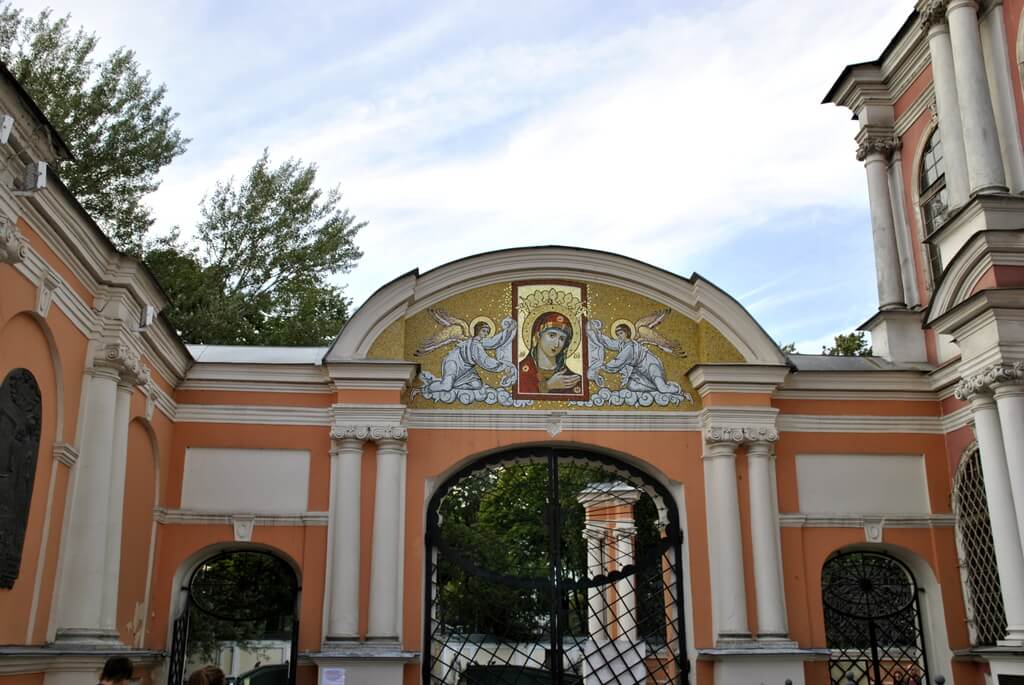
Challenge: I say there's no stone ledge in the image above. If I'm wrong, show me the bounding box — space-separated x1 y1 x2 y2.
308 644 420 663
698 645 830 660
0 647 163 676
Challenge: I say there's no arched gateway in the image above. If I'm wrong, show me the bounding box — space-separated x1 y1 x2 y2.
424 446 686 684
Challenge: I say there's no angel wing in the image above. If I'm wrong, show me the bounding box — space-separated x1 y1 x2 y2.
414 309 470 356
635 309 687 357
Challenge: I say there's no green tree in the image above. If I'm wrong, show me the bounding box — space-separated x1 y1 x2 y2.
822 331 873 356
146 150 365 345
0 4 188 252
778 341 797 354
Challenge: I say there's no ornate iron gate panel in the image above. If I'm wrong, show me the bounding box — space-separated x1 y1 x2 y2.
823 552 930 685
424 447 688 684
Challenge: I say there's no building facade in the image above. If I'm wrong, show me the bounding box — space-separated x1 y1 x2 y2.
2 1 1024 683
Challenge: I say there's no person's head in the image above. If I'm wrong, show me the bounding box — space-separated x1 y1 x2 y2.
187 666 225 685
614 323 632 340
100 656 133 684
472 321 491 337
530 312 573 365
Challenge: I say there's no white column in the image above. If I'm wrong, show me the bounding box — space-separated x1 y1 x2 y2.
99 382 133 631
54 365 120 642
924 10 971 206
965 392 1024 642
704 441 750 640
585 526 606 639
995 377 1024 552
747 442 788 640
979 1 1024 192
947 0 1009 194
857 137 907 310
326 437 363 641
615 525 637 640
367 436 407 641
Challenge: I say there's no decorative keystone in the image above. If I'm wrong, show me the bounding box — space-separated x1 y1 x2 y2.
0 216 27 265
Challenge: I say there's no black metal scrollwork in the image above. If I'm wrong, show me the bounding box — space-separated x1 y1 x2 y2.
0 368 42 590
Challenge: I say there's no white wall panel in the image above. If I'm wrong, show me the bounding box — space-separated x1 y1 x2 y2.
795 454 929 515
181 447 310 513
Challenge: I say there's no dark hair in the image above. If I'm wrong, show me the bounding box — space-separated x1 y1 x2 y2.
614 323 632 338
187 666 226 685
472 321 490 336
101 656 133 681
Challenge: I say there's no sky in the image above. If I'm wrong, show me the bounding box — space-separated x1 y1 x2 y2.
19 0 913 351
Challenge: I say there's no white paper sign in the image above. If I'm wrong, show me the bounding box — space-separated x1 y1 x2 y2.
320 667 346 685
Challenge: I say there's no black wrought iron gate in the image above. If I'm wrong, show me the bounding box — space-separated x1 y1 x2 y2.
424 447 688 684
166 550 300 685
823 551 930 685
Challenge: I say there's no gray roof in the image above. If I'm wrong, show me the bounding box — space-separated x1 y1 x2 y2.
785 354 932 372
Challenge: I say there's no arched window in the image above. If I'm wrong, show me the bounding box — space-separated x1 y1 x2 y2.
822 551 929 685
953 447 1007 646
424 446 687 684
920 128 949 284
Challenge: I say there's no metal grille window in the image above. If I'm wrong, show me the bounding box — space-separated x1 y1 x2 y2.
822 551 930 685
919 128 949 284
424 447 688 684
952 448 1007 646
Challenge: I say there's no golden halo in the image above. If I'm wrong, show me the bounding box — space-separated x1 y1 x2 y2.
521 309 582 357
469 316 496 336
611 319 636 338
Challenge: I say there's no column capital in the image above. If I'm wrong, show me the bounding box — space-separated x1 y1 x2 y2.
0 215 27 265
330 425 407 442
856 134 901 162
946 0 980 12
705 424 779 445
919 0 949 31
955 361 1024 399
746 441 775 458
95 342 151 387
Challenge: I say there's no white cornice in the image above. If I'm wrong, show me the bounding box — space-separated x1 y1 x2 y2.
940 404 972 433
773 389 937 401
175 403 331 426
780 513 954 528
687 364 789 396
153 507 328 526
0 649 163 676
781 370 933 393
928 229 1024 324
929 288 1024 337
325 360 419 390
178 379 334 394
777 414 944 434
404 408 702 432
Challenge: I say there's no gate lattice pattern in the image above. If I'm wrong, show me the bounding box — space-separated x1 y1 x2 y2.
424 448 687 684
952 448 1007 646
823 552 929 685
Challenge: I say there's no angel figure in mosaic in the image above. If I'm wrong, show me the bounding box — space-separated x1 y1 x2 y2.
586 310 689 402
414 309 517 400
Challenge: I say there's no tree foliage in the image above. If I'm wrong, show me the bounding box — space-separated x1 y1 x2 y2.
822 331 873 356
146 150 364 345
0 4 188 252
778 341 797 354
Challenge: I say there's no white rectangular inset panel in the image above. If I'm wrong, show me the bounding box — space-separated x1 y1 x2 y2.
182 447 310 513
795 454 929 515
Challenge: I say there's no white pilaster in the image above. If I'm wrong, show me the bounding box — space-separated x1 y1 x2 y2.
979 0 1024 192
584 526 606 639
614 525 637 640
326 437 363 641
923 5 971 206
956 375 1024 643
55 343 149 643
747 441 788 640
703 440 750 641
99 382 133 631
947 0 1009 194
857 136 907 310
367 434 407 641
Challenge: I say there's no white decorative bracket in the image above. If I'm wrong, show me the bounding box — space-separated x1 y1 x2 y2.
232 515 255 542
35 269 61 318
864 517 884 543
545 411 565 437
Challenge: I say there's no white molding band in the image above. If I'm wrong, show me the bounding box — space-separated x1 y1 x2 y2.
779 513 955 528
153 507 328 526
777 414 946 433
405 408 701 432
175 404 331 425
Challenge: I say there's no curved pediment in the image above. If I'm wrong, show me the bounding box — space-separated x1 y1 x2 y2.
325 247 784 410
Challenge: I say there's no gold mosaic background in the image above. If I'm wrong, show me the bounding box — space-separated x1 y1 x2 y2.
367 281 744 410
